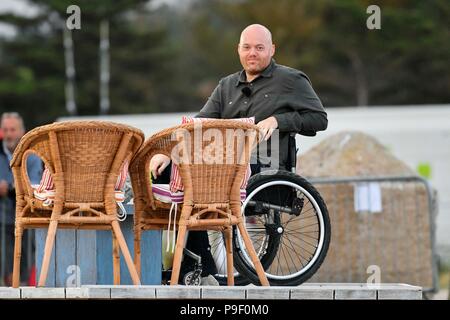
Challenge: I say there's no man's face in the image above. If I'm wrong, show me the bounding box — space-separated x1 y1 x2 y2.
1 117 24 151
238 29 275 77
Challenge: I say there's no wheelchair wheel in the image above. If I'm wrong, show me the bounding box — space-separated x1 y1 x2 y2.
233 170 331 286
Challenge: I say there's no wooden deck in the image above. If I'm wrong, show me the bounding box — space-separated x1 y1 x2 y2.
0 283 422 300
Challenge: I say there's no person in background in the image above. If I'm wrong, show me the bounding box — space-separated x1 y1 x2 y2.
0 112 42 286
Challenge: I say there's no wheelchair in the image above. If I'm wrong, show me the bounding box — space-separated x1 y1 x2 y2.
209 133 331 286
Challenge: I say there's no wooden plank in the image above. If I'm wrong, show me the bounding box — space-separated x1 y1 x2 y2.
96 218 162 285
201 287 246 300
333 284 377 300
76 230 97 285
96 230 113 284
0 287 21 299
65 287 88 299
156 286 201 299
110 285 156 299
140 230 162 285
122 207 162 285
290 286 334 300
377 283 422 300
96 223 134 285
377 289 422 300
66 287 111 299
55 229 76 287
12 283 424 300
21 287 65 299
246 287 290 300
34 207 162 286
118 219 133 284
35 229 56 287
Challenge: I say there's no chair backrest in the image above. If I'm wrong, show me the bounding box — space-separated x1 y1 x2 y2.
130 120 259 209
11 121 144 205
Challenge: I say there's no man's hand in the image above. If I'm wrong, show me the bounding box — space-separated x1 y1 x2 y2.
257 116 278 141
150 154 171 179
0 180 8 197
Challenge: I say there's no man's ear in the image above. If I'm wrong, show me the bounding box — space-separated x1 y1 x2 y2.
271 44 276 57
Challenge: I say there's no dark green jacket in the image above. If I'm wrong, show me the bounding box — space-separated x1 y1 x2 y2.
197 59 327 170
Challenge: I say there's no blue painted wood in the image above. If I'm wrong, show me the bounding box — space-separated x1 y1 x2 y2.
119 221 133 284
141 229 163 284
95 229 113 285
35 229 56 287
35 206 162 286
96 217 162 285
76 230 97 285
55 230 76 286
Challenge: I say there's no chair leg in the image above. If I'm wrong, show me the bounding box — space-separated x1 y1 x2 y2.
134 225 142 277
38 220 58 287
111 221 141 285
224 227 234 286
112 233 120 285
237 222 270 286
12 225 23 288
170 225 187 286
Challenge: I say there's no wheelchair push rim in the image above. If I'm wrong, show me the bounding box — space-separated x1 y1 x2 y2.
239 180 327 280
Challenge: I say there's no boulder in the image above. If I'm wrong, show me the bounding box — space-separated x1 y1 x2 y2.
297 131 415 177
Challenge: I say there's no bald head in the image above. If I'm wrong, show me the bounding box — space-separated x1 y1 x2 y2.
239 24 273 46
238 24 275 81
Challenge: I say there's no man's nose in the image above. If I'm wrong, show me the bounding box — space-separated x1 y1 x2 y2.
248 47 258 55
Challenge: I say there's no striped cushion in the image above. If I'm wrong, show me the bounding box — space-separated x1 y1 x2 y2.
152 184 185 204
34 161 129 205
169 117 254 193
180 116 255 125
36 168 54 193
153 184 247 203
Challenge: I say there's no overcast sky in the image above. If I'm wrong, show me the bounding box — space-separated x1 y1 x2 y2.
0 0 188 38
0 0 40 16
0 0 40 38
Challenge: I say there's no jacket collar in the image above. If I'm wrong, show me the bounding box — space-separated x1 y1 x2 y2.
236 59 276 86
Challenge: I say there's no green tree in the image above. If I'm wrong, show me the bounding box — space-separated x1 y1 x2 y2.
0 0 178 128
185 0 450 106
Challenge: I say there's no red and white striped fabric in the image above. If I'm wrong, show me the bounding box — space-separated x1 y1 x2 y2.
169 117 254 193
180 116 255 125
33 161 129 205
114 161 129 190
36 168 54 193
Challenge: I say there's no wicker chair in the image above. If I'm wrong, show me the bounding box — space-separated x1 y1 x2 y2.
10 121 144 287
129 120 269 286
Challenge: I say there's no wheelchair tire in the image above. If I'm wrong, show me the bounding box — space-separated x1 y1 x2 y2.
233 170 331 286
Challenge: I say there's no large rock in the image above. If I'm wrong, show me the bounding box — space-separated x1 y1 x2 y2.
296 131 436 290
297 131 416 177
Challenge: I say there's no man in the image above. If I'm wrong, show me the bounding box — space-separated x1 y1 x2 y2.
151 24 327 284
0 112 42 286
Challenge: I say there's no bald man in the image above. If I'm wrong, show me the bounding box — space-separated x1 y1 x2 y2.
151 24 327 285
151 24 327 176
